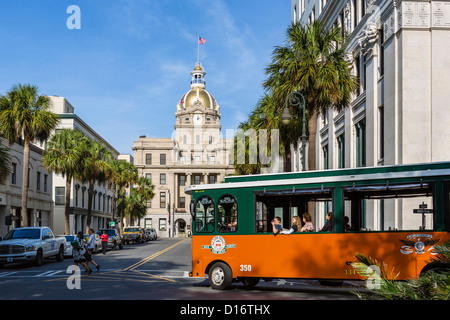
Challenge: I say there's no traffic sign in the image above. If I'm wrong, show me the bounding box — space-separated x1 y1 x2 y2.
413 209 433 214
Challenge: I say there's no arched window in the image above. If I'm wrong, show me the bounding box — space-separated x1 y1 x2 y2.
195 195 215 233
217 195 238 233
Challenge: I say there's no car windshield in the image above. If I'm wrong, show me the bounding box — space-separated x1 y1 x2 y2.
4 229 41 240
124 228 139 232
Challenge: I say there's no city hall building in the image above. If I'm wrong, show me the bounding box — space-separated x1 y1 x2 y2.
291 0 450 231
133 62 235 237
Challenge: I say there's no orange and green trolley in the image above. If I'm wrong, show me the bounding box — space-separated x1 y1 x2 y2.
186 162 450 290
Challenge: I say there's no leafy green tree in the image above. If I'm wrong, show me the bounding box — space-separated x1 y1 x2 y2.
111 160 138 233
0 141 11 185
0 84 59 226
120 176 154 226
134 176 155 203
43 129 88 234
233 93 292 174
351 241 450 300
104 159 123 224
77 138 112 232
264 21 358 171
121 189 147 226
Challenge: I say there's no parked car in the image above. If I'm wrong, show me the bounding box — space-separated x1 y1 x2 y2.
0 227 66 267
60 235 77 257
84 233 101 253
97 229 123 250
142 229 149 242
144 228 153 241
150 228 158 240
122 226 144 244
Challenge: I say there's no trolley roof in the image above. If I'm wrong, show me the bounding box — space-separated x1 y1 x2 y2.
184 161 450 195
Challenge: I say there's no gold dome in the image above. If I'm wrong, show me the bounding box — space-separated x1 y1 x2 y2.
179 88 218 110
194 63 203 71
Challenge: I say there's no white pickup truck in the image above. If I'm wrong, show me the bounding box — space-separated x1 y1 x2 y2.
0 227 66 267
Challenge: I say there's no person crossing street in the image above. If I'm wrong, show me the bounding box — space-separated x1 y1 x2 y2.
86 228 101 271
100 230 109 255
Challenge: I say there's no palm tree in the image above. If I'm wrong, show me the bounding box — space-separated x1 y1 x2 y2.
104 159 123 224
121 189 147 226
351 241 450 300
233 91 302 174
134 176 155 204
0 141 11 184
78 138 112 233
111 160 138 233
264 21 358 171
0 84 60 227
43 129 89 234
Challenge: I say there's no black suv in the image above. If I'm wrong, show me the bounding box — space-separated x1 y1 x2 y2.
97 229 124 250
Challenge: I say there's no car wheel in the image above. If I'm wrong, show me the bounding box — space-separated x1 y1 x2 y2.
34 249 44 267
209 262 233 290
56 245 64 262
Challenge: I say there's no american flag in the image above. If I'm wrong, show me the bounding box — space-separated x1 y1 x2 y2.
198 36 206 45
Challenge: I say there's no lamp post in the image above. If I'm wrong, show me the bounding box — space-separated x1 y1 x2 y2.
281 91 307 171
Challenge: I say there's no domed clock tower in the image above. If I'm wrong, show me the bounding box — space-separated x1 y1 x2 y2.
174 62 222 161
132 61 234 238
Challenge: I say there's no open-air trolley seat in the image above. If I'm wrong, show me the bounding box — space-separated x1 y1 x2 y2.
186 162 450 290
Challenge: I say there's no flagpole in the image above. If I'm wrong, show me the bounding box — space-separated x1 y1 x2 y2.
197 35 200 64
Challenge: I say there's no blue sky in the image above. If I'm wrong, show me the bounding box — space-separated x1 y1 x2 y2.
0 0 291 155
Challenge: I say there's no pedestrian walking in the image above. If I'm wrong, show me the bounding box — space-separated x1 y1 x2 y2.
100 230 108 254
85 228 100 271
73 231 91 275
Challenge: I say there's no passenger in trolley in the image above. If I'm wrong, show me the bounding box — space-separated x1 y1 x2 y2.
318 212 334 232
300 212 314 232
281 216 301 234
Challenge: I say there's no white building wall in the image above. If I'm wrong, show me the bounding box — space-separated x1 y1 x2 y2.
46 96 121 235
0 138 53 236
293 0 450 231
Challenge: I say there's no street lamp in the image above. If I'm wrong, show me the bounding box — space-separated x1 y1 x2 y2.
281 91 307 171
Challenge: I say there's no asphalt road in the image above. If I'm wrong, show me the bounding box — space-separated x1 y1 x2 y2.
0 237 364 302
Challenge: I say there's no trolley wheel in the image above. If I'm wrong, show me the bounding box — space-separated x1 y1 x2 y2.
208 262 233 290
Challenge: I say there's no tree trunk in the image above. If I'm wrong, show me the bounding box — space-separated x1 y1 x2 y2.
111 182 116 224
21 138 30 227
86 179 94 233
118 189 125 234
64 176 72 234
307 109 318 228
307 109 318 171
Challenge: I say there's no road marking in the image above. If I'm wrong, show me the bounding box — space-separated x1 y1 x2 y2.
35 270 63 277
0 272 18 278
123 238 186 271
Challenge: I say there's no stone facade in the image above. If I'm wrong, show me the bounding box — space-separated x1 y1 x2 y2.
47 96 120 235
133 63 234 238
291 0 450 231
0 138 53 236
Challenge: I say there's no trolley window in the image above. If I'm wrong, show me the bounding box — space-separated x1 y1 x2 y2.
194 195 215 233
342 182 435 232
255 187 333 233
217 195 238 233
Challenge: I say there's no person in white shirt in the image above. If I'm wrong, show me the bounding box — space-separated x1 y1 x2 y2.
86 228 100 271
